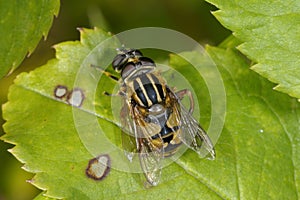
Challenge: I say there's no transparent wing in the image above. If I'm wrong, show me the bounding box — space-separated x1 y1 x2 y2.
131 106 164 186
119 99 138 162
138 137 163 186
169 90 216 160
120 99 164 186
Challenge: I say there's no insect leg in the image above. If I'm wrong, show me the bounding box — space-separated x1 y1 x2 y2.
90 64 119 82
103 90 125 97
90 64 125 96
175 89 194 114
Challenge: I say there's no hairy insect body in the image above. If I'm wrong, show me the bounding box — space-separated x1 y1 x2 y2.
111 49 215 186
123 69 182 156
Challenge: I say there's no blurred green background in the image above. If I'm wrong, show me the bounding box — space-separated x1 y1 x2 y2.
0 0 229 199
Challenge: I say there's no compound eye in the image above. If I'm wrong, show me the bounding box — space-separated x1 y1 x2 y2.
139 57 156 67
121 62 136 79
112 54 127 72
132 49 143 57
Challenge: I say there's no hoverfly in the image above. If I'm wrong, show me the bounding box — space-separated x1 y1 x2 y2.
110 49 215 186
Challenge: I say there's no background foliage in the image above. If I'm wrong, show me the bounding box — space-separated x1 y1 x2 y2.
1 0 299 199
0 0 59 79
0 1 229 199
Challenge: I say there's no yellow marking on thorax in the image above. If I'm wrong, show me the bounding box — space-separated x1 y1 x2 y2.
136 77 152 107
125 79 143 106
146 73 163 102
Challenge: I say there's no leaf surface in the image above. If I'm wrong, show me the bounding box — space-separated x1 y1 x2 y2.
0 0 60 78
2 29 300 199
206 0 300 99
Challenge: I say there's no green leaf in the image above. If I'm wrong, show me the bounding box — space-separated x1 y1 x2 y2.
2 29 300 199
206 0 300 100
0 0 60 78
33 192 52 200
206 43 300 199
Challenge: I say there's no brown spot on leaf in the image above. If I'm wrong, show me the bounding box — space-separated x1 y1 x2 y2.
86 154 110 181
67 88 85 107
54 85 68 99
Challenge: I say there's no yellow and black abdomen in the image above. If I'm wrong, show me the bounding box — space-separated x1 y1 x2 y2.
130 73 182 156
